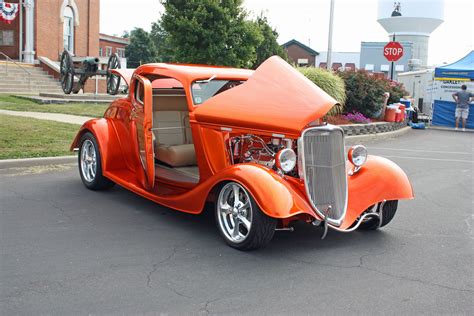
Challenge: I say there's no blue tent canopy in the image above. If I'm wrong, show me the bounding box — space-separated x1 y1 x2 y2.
432 51 474 128
434 51 474 79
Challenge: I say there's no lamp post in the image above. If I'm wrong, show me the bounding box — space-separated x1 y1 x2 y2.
326 0 335 70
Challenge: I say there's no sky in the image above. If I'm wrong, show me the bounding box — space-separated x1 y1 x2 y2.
100 0 474 66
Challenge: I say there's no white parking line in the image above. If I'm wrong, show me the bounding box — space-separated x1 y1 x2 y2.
366 147 472 155
382 155 473 163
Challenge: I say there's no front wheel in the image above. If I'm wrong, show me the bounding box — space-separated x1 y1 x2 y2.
215 182 276 250
359 200 398 230
78 132 115 190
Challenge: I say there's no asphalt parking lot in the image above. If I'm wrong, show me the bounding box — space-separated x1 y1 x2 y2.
1 129 473 314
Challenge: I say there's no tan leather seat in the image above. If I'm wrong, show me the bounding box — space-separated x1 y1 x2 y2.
152 91 197 167
154 143 196 167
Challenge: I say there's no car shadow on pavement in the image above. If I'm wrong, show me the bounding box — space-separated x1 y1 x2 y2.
94 183 393 256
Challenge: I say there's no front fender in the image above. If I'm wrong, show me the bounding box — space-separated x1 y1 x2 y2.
210 164 315 219
145 163 316 219
341 155 414 229
70 118 127 173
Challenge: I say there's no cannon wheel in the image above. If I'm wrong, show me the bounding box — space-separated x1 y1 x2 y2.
60 50 75 94
106 53 121 95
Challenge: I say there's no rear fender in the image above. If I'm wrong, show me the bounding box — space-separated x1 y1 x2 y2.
341 155 414 229
70 118 127 172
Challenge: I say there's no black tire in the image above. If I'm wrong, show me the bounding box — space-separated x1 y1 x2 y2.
359 200 398 230
78 132 115 191
215 182 276 250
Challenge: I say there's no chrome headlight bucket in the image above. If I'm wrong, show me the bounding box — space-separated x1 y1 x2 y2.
348 145 367 174
275 148 297 173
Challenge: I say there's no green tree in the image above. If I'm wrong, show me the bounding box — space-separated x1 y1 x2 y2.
160 0 262 67
150 21 174 62
251 14 287 68
125 28 157 68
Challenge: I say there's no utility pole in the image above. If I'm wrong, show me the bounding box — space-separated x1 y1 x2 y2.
326 0 335 70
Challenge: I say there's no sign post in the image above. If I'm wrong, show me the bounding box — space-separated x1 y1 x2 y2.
383 35 404 80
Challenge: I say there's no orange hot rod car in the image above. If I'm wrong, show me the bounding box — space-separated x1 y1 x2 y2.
71 56 413 250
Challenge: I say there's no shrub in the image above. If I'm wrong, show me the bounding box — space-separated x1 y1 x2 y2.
298 67 346 115
338 70 387 118
384 80 409 104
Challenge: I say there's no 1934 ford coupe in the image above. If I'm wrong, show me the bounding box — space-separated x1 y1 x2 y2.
71 56 414 250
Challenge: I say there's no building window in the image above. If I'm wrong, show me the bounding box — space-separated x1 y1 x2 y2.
63 6 74 53
395 65 405 72
99 48 103 57
116 48 125 58
365 64 374 71
380 64 390 72
106 47 112 57
297 58 308 67
0 30 14 46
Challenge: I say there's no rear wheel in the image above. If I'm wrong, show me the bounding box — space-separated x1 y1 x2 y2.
215 182 276 250
359 200 398 230
78 132 115 190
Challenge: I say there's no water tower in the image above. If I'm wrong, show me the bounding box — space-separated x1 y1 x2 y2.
377 0 444 67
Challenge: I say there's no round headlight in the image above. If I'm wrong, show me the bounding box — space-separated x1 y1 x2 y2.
348 145 368 167
276 148 297 173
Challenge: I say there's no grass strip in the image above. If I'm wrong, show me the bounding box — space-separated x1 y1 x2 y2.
0 114 79 159
0 94 108 118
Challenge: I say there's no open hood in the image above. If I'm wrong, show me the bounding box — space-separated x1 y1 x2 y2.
194 56 338 135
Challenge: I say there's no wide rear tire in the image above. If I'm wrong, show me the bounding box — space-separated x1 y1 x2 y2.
78 132 115 191
215 182 276 250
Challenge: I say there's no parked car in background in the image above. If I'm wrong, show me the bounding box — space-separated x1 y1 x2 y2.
71 56 414 250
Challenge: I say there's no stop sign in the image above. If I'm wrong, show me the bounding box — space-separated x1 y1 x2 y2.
383 42 404 62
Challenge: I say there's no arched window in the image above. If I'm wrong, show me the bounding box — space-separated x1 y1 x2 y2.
63 6 74 53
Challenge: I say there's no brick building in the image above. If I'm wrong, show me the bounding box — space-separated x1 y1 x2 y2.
0 0 130 93
99 33 128 60
0 0 102 63
282 39 319 67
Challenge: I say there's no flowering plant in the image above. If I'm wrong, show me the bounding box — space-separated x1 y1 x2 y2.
342 111 371 124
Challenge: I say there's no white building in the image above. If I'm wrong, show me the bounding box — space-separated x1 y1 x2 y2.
316 52 360 70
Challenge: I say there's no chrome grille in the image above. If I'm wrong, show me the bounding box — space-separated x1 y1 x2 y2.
299 125 347 226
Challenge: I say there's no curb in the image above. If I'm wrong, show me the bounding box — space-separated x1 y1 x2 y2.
345 126 412 145
0 127 413 169
0 155 76 169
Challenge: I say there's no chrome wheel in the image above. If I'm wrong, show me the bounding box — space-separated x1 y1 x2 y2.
80 139 97 183
217 182 253 244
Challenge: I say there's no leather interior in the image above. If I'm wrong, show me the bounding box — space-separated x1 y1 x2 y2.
154 143 197 167
152 92 197 167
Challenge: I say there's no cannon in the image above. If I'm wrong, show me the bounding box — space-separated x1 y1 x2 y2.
59 50 122 95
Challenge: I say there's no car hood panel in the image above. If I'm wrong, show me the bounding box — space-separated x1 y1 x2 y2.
194 56 338 135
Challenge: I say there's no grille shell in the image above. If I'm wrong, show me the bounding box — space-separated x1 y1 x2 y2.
298 125 348 226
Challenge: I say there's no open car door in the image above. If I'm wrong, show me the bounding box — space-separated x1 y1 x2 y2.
131 74 155 190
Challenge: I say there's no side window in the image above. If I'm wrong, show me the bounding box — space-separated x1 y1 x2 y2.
134 80 144 105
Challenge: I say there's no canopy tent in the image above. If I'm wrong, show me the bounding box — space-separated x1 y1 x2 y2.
434 51 474 80
431 51 474 128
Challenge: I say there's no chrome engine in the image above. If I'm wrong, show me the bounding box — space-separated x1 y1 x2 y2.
228 134 295 169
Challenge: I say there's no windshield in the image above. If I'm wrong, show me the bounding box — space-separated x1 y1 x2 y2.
192 80 245 105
